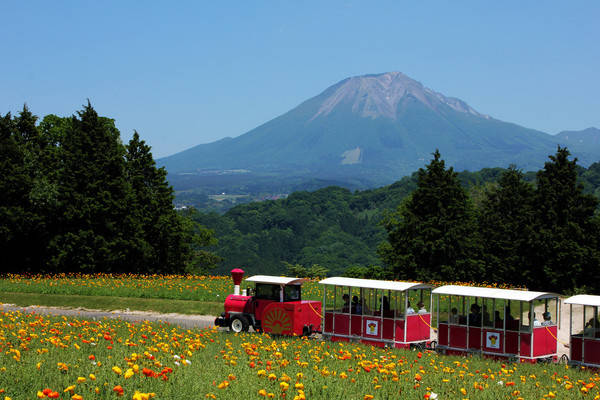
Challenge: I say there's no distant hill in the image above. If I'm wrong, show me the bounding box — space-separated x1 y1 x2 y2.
190 162 600 276
159 72 599 195
554 127 600 163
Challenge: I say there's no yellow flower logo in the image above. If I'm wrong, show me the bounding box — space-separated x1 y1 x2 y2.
263 308 292 335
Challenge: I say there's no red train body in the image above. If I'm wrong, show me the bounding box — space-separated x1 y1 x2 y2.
215 273 322 335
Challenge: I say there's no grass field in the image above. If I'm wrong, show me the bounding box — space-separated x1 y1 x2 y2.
0 310 598 399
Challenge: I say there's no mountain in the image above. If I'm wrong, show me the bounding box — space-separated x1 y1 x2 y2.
554 127 600 164
159 72 594 190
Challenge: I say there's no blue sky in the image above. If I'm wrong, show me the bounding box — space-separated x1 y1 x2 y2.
2 1 599 158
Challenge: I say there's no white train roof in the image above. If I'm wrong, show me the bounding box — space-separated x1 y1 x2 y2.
245 275 307 285
432 285 558 302
565 295 600 307
319 277 432 292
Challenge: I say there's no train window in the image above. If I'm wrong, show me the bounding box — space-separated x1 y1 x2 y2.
505 301 519 331
583 305 598 337
363 289 378 316
405 289 428 315
446 295 467 325
284 285 301 301
350 287 362 314
482 298 493 328
533 298 557 327
332 286 347 312
438 294 449 324
255 284 280 301
324 286 336 312
520 301 536 331
384 290 397 318
466 297 482 326
396 290 405 317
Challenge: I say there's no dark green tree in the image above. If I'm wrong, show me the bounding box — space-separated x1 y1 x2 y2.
0 112 29 272
0 106 56 272
478 166 536 286
49 102 132 272
530 147 600 292
125 132 221 273
379 150 483 281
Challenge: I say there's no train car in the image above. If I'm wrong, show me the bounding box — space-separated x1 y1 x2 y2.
565 295 600 367
214 270 322 336
432 285 560 362
319 277 434 348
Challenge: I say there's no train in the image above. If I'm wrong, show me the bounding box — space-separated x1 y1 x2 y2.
214 269 600 367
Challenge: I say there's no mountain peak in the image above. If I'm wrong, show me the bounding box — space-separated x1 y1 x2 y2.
311 71 485 121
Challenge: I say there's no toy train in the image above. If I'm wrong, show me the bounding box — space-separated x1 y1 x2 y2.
215 269 600 367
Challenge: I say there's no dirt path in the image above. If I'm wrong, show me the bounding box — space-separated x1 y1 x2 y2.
0 304 216 330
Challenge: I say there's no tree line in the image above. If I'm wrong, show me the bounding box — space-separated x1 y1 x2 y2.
194 148 600 293
0 104 219 275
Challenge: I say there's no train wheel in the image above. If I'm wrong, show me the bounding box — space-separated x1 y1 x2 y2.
230 315 249 333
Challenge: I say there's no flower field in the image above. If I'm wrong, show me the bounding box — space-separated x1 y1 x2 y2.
0 274 237 302
0 274 522 304
0 309 598 400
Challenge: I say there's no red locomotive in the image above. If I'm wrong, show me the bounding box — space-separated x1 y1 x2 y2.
214 270 322 335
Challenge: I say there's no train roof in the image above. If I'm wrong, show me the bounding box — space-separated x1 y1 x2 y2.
319 277 432 292
245 275 307 285
432 285 559 302
565 295 600 307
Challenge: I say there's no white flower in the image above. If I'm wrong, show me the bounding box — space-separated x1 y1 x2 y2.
184 359 191 365
174 361 180 366
429 393 438 400
497 381 504 386
173 355 181 360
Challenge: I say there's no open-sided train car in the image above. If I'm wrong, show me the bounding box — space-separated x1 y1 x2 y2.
565 294 600 367
433 285 560 362
319 277 433 348
215 270 322 335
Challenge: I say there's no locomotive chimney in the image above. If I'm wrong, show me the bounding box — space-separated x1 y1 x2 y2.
231 268 244 295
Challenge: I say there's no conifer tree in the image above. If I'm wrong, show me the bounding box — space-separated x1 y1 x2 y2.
530 147 600 291
125 131 198 273
379 150 483 281
0 112 29 272
49 102 132 272
478 166 536 286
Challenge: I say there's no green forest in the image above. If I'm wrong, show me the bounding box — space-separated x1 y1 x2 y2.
0 104 219 275
193 149 600 294
3 106 600 294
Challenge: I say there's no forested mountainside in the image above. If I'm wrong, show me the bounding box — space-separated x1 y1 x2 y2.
191 156 600 282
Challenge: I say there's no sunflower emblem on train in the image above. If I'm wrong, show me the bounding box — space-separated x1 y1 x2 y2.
263 308 292 335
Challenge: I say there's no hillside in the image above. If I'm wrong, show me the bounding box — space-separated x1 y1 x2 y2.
190 160 600 277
